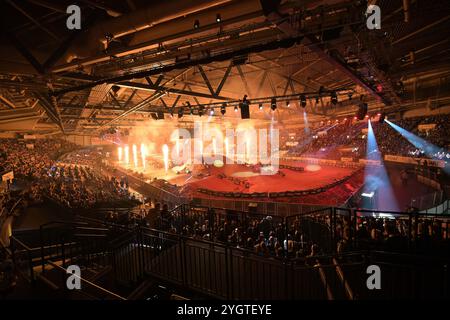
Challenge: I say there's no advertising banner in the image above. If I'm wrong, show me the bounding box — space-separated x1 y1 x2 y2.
384 155 445 168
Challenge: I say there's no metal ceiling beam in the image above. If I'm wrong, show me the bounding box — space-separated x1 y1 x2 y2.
42 10 100 71
236 65 252 97
122 89 137 109
215 62 233 96
51 36 304 96
392 15 450 45
5 32 45 74
116 81 232 101
197 65 216 96
95 70 193 128
50 9 264 73
261 0 392 105
33 92 64 132
26 0 66 13
0 95 16 109
78 0 123 17
98 91 165 129
5 0 60 41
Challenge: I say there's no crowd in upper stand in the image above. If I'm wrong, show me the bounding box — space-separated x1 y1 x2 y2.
0 138 75 179
284 114 450 161
0 139 136 210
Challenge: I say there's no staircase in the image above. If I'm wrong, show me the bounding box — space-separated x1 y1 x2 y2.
6 204 449 300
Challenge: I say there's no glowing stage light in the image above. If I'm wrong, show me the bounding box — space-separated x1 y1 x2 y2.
300 94 307 108
330 91 337 105
225 137 229 160
246 138 250 162
124 145 129 165
140 143 146 169
199 140 204 160
361 192 375 198
363 120 399 211
386 119 449 173
194 19 200 29
270 97 277 111
132 144 138 167
303 111 310 135
118 146 122 162
162 144 169 173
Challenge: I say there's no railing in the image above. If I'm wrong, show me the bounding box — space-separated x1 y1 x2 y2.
411 190 445 211
9 236 35 283
45 261 126 300
102 164 189 209
5 217 130 300
7 207 450 300
151 205 450 258
110 227 450 299
192 197 328 216
420 199 450 215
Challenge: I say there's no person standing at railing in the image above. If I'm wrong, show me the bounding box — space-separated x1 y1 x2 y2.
146 203 160 228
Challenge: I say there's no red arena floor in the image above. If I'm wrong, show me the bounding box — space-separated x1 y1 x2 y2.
175 163 355 193
112 158 365 206
126 160 365 206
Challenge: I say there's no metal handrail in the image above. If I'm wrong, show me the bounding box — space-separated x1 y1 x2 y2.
46 260 127 300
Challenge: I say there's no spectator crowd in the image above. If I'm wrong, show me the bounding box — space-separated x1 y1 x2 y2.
283 114 450 161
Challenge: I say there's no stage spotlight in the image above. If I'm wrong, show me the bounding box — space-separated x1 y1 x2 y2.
300 94 307 108
178 107 184 118
194 20 200 29
198 105 204 117
331 91 338 105
111 85 120 95
348 92 353 100
364 120 399 211
221 103 226 115
210 109 214 116
259 103 263 110
271 97 277 111
240 95 250 119
216 14 221 22
385 120 449 173
185 101 193 115
318 86 325 95
286 101 290 108
379 112 385 124
234 106 238 112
